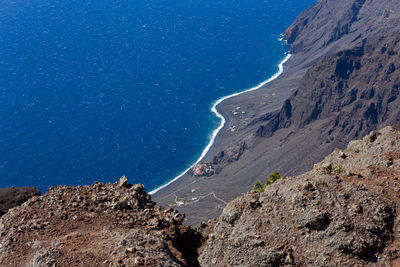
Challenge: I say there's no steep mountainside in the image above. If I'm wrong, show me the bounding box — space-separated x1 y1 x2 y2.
257 31 400 146
284 0 400 67
153 0 400 226
199 127 400 266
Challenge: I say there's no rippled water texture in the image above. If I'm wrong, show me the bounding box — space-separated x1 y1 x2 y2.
0 0 314 192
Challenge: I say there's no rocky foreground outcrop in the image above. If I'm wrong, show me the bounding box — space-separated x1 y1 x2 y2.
2 127 400 266
3 124 398 266
198 126 400 266
0 178 201 266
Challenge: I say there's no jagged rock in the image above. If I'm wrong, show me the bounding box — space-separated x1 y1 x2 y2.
0 180 201 266
284 0 400 55
117 175 128 188
315 162 332 174
213 142 247 166
297 211 330 230
199 127 400 266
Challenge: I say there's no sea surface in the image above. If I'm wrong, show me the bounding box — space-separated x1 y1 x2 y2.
0 0 314 193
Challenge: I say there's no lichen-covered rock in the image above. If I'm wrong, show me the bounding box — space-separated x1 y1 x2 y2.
0 178 201 266
199 127 400 266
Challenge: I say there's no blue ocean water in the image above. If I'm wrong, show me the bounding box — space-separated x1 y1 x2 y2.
0 0 314 193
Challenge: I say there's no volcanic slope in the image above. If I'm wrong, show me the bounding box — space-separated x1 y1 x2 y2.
153 0 400 225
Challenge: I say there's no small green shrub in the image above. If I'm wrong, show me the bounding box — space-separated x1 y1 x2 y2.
253 181 264 192
253 171 282 193
331 165 344 174
267 171 282 183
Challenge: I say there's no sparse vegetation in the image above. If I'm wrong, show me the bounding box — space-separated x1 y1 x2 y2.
253 171 282 192
316 163 345 175
253 181 264 192
331 164 344 174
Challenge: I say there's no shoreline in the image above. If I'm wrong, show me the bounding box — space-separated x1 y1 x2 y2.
149 52 292 195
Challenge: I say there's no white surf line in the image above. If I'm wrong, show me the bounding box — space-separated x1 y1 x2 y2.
149 53 292 195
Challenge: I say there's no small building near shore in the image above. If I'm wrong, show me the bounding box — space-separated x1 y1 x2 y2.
192 163 215 177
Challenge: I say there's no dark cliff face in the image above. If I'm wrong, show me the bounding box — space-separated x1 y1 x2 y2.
258 31 400 147
284 0 400 52
253 0 400 151
284 0 367 53
284 0 400 66
0 187 40 217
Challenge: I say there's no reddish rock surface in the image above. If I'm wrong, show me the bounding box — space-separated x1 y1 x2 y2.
0 179 201 266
